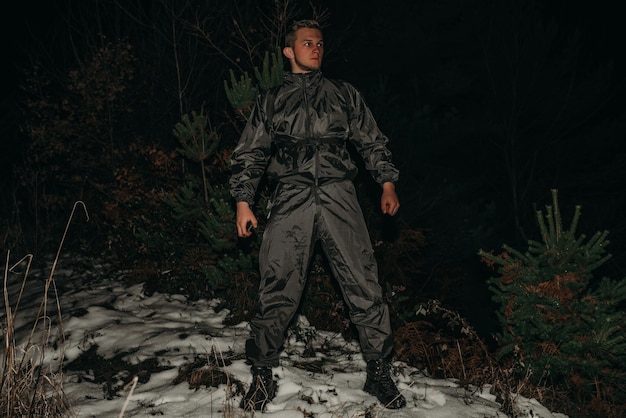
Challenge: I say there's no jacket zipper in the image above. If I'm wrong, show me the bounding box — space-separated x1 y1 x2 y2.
303 77 321 206
303 78 318 185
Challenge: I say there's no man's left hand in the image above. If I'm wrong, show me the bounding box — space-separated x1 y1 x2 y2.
381 182 400 216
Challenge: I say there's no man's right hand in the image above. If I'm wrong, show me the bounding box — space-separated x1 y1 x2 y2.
236 202 258 238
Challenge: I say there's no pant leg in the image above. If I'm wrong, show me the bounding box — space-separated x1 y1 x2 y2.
317 180 394 361
247 184 317 367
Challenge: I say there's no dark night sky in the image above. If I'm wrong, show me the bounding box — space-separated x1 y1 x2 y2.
3 1 624 99
544 1 625 74
362 1 623 88
3 1 625 79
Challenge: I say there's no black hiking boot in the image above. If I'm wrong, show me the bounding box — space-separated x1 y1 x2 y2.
363 359 406 409
240 366 277 411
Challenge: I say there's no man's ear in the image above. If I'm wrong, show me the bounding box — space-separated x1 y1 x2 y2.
283 46 294 59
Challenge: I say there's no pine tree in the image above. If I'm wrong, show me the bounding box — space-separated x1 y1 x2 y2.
479 189 626 413
144 48 284 302
172 109 220 204
224 49 283 120
166 111 263 299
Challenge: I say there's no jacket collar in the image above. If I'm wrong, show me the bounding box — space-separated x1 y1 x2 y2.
283 70 323 87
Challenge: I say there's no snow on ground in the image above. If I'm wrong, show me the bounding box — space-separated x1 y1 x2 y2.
4 256 569 417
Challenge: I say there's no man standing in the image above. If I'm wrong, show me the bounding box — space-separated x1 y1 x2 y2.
229 19 406 411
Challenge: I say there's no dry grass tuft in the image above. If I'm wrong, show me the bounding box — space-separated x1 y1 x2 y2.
2 252 73 417
1 202 88 417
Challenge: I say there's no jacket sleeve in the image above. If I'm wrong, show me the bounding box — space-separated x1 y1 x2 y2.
345 83 400 185
228 93 273 205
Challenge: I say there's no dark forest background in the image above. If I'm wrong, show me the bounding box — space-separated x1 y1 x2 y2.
2 0 625 328
2 0 626 323
2 1 626 415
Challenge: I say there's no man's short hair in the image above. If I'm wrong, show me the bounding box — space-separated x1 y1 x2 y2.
285 19 322 48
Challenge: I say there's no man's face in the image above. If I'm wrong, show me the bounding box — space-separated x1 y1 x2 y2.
284 28 324 73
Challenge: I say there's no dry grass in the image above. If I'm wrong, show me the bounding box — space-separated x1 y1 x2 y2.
1 201 87 417
2 257 71 414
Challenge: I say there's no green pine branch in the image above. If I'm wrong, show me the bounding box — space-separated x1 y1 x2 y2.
225 49 284 121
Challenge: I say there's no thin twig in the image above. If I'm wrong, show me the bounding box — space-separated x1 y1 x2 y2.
118 375 139 418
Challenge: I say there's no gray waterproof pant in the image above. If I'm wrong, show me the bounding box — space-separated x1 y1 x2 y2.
246 180 394 367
